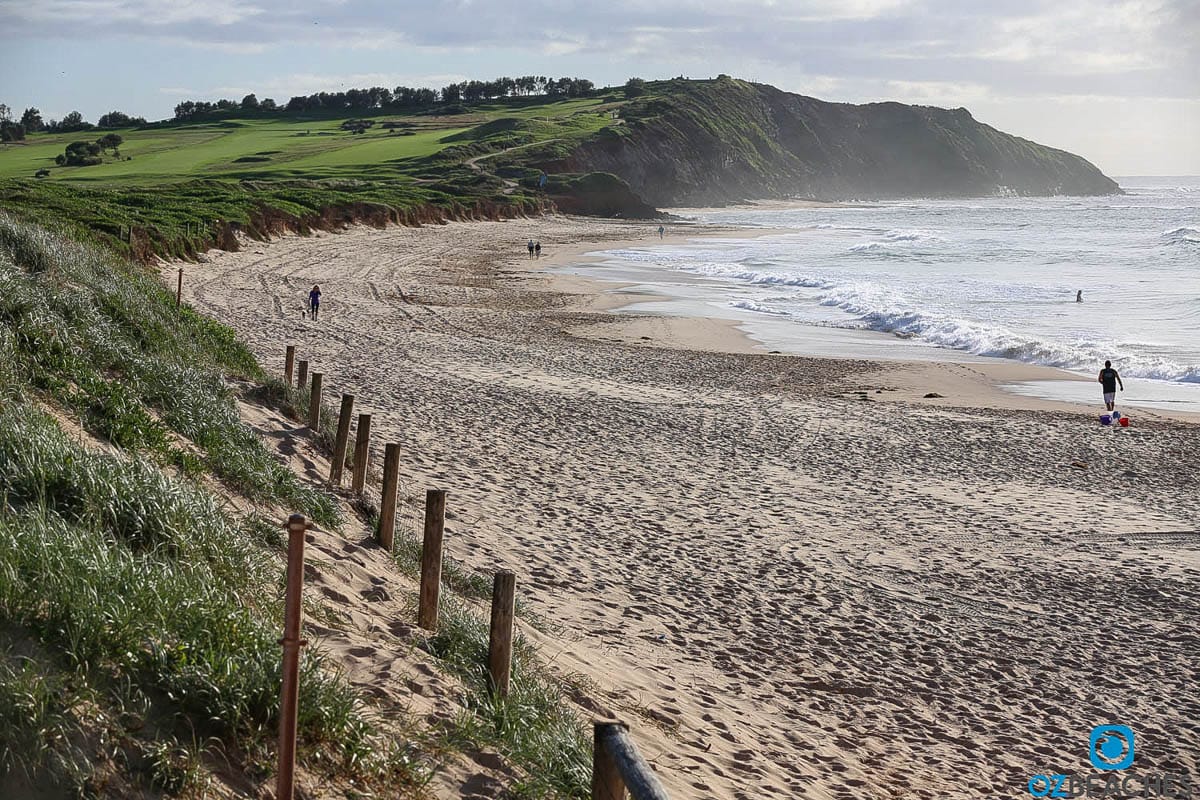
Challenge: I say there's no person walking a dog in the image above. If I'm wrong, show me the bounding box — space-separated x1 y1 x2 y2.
308 284 322 320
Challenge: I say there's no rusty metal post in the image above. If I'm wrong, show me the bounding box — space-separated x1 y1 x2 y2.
277 514 308 800
284 345 295 385
176 267 183 308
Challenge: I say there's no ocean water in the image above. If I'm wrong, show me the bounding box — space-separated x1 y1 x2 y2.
574 176 1200 410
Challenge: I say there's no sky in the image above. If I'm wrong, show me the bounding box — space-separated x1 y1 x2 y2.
1 0 1197 175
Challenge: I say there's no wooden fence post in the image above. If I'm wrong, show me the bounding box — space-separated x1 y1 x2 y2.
284 345 295 385
329 394 355 486
277 514 309 800
377 443 401 551
593 721 625 800
297 359 309 390
351 413 372 494
591 721 670 800
488 570 516 697
175 267 183 308
418 489 447 631
308 373 323 430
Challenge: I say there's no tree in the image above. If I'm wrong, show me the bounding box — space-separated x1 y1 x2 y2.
0 121 25 142
624 77 647 99
60 111 92 132
60 139 102 166
260 97 277 111
241 93 260 110
0 104 10 122
98 133 123 152
97 110 145 128
21 107 43 132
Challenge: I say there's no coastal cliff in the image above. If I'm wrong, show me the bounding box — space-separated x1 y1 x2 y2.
538 78 1120 207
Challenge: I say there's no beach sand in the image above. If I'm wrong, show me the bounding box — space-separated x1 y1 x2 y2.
175 215 1199 798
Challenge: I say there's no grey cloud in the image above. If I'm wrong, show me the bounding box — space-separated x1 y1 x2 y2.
1 0 1193 101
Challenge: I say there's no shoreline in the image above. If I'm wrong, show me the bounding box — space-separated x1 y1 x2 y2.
174 214 1200 798
522 221 1200 423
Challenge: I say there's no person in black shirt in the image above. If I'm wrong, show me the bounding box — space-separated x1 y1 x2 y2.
1098 360 1123 411
308 285 321 320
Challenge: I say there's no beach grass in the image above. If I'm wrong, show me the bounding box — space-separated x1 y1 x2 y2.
0 216 435 793
423 599 592 799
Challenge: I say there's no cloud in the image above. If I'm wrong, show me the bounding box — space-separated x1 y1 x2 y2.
2 0 1192 98
4 0 265 26
883 80 994 106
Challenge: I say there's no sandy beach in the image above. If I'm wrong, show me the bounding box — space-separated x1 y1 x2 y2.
175 215 1199 799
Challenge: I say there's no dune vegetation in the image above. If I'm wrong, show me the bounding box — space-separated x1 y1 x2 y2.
0 208 603 797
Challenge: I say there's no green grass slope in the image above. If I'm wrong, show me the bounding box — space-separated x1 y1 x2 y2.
0 95 647 259
0 215 423 797
0 214 611 799
0 97 615 184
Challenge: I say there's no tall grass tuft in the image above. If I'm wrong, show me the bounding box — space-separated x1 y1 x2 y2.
426 599 592 798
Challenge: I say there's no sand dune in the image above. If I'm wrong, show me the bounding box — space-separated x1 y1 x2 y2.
177 216 1199 798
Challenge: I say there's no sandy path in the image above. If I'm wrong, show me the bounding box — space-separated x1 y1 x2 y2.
177 216 1199 799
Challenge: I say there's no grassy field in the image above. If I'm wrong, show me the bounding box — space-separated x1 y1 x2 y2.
0 96 620 184
0 93 633 261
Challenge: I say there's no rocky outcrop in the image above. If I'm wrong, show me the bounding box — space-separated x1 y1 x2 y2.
541 79 1120 206
542 172 662 219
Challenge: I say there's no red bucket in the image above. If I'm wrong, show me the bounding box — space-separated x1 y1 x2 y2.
1119 417 1130 427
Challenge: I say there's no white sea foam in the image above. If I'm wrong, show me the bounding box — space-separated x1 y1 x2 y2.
883 228 944 243
728 299 791 316
1162 226 1200 246
809 282 1200 382
591 178 1200 385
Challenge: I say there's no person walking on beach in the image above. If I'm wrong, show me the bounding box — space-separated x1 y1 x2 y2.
658 225 665 239
527 239 535 259
308 284 322 321
534 241 542 259
1099 360 1123 411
